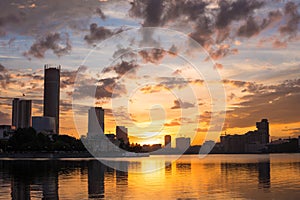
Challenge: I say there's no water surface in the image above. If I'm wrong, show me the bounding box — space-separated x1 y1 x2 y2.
0 154 299 199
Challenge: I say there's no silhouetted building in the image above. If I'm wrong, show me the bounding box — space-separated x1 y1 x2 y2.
12 98 32 129
44 65 60 134
0 125 13 140
221 119 270 153
176 137 190 151
88 107 105 137
164 135 171 148
32 116 56 134
266 138 298 153
116 126 129 144
142 144 162 152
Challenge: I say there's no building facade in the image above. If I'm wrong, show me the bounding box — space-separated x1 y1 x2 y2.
116 126 129 144
176 137 191 151
220 119 270 153
164 135 171 148
88 107 105 137
12 98 32 129
32 116 56 134
44 65 60 134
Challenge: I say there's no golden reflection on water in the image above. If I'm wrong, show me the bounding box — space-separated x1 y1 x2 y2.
0 154 300 199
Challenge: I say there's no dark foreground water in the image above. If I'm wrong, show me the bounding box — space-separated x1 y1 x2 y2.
0 154 300 199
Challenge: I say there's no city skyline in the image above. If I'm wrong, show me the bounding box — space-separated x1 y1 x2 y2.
0 0 299 146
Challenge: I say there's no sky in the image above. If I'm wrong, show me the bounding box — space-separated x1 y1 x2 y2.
0 0 300 146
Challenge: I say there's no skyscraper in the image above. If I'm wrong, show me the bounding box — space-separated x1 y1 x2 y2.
12 98 32 129
164 135 171 148
176 137 191 151
116 126 129 144
44 65 60 134
88 107 105 137
256 119 269 144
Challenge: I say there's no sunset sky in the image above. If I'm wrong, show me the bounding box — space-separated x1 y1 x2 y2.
0 0 299 146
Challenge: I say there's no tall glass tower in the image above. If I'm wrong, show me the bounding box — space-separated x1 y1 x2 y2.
43 65 60 134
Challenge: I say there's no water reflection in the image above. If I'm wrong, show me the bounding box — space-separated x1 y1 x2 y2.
220 159 271 190
87 160 104 199
0 154 299 199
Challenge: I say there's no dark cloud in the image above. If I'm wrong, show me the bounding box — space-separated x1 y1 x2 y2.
103 61 139 78
0 64 7 72
223 79 268 94
95 8 106 20
112 47 137 60
237 16 261 38
0 0 109 36
138 46 178 64
129 0 299 58
171 99 194 109
279 2 300 37
60 69 79 89
0 63 11 89
216 0 264 29
225 79 300 128
84 23 124 44
23 32 71 59
72 77 127 100
138 49 167 64
207 44 238 61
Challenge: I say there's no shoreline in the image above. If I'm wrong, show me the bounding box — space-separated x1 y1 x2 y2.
0 151 299 159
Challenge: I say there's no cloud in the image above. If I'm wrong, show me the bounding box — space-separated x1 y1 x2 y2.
237 16 261 38
84 23 124 44
0 0 108 36
95 8 106 20
164 120 180 127
216 0 264 29
0 64 7 72
103 60 140 78
138 49 168 64
72 77 127 100
171 99 194 109
272 39 287 49
207 44 238 61
138 46 178 64
225 79 300 128
23 32 71 59
279 2 300 38
0 63 11 89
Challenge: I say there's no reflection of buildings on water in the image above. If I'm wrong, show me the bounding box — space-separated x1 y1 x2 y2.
88 160 105 199
116 162 128 198
258 162 270 189
220 160 271 190
87 160 129 199
176 161 191 172
11 177 31 200
165 161 172 175
8 161 59 200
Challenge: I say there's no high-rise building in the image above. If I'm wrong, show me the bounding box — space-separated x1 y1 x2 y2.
88 107 105 137
12 98 32 129
256 119 269 143
44 65 60 134
176 137 190 151
164 135 171 148
32 116 56 134
116 126 129 144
